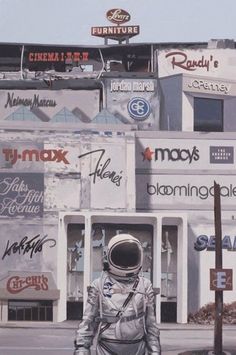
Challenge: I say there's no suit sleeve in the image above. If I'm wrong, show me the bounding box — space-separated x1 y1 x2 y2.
145 279 161 354
74 280 100 354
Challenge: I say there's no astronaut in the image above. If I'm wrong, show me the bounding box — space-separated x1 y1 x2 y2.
74 233 161 355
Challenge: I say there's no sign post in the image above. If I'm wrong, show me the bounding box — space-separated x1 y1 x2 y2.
213 181 223 354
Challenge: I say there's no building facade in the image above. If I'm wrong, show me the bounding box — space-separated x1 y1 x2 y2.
0 39 235 324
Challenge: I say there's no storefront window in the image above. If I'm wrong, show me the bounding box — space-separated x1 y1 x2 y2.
8 300 53 321
67 224 85 320
194 97 223 132
67 224 85 300
161 226 177 322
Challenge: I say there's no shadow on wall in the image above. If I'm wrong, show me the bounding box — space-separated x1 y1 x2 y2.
187 224 201 315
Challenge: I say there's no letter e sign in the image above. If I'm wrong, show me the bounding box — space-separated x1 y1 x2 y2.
210 268 233 291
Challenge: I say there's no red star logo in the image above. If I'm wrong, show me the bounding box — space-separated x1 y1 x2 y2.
142 147 154 161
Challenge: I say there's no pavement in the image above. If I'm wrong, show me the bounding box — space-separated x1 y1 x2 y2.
0 319 236 330
0 321 235 354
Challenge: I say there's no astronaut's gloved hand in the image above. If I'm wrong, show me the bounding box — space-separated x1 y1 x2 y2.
73 347 91 355
73 341 91 355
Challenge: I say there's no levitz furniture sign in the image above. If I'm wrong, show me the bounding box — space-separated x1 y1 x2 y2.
158 49 236 79
136 138 235 171
136 175 236 209
0 90 99 123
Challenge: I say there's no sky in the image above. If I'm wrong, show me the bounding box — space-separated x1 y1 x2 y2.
0 0 235 46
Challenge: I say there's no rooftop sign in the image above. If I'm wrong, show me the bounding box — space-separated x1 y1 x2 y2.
91 9 140 43
106 9 131 24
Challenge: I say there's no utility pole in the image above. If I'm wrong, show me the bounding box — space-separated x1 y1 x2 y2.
214 181 223 355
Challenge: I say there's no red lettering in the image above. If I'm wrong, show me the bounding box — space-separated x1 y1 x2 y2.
6 275 49 293
54 53 59 61
82 52 89 61
66 52 72 60
73 52 80 61
29 53 34 62
47 52 55 61
37 53 43 61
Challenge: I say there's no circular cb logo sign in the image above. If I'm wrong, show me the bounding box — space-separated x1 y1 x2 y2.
127 97 151 121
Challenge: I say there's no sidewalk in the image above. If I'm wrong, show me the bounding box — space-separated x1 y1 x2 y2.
1 320 236 331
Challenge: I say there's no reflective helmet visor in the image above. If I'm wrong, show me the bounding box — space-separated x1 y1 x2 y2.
110 241 142 268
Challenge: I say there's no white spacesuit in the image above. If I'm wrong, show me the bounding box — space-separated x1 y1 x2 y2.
74 234 161 355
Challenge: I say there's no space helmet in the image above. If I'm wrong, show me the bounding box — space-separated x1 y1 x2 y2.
106 234 143 278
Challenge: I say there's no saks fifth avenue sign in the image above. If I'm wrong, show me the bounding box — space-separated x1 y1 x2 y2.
91 9 140 39
0 173 43 217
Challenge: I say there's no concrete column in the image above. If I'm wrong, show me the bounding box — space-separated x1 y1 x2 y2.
83 214 92 306
154 216 162 324
177 216 188 323
1 300 8 322
56 215 67 322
